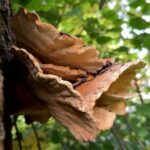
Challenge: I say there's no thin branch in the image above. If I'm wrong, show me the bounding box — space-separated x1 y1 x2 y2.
111 126 126 150
13 116 22 150
99 0 107 10
124 115 146 149
76 23 88 36
31 123 42 150
134 78 144 104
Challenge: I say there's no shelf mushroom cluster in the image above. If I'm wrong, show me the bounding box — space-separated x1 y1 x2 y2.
10 8 145 141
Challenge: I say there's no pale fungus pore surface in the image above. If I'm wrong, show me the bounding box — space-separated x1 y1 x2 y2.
11 8 145 142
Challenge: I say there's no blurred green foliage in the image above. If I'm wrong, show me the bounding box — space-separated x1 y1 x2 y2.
12 0 150 149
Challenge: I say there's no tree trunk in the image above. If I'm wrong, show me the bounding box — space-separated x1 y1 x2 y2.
0 0 13 149
0 72 4 150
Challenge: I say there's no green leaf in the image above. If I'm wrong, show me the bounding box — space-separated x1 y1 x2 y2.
114 46 129 52
19 0 31 6
137 128 148 138
129 17 149 29
51 130 62 143
66 7 82 17
131 36 142 49
38 9 61 26
136 103 150 117
142 5 150 15
96 36 112 44
106 27 121 32
129 0 145 8
25 0 54 11
142 33 150 50
102 9 118 20
131 34 150 50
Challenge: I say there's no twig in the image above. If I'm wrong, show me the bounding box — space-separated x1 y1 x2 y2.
111 126 126 150
121 78 146 149
31 123 42 150
99 0 107 10
134 78 144 104
13 116 22 150
124 115 146 149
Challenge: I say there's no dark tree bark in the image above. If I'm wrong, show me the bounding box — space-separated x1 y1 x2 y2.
0 72 4 150
0 0 13 149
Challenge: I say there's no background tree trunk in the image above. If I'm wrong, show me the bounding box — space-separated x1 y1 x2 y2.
0 0 13 149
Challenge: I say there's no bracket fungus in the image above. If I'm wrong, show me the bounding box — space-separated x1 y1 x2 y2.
10 8 145 141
